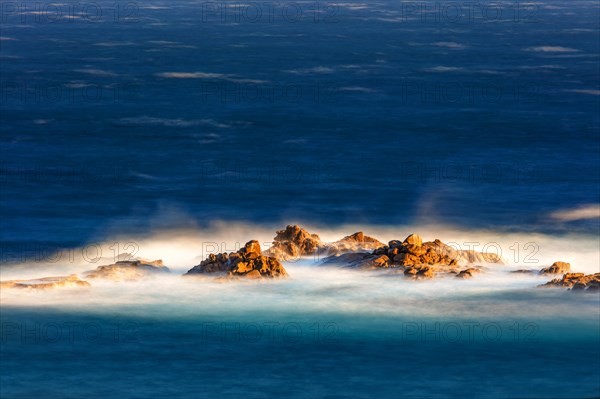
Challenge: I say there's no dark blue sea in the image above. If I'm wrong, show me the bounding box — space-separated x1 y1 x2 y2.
1 0 599 398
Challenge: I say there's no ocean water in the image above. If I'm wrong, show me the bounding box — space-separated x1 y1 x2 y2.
1 0 599 398
1 226 599 398
1 0 599 253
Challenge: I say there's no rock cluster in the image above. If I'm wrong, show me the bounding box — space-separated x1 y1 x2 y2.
186 240 288 279
322 233 501 279
84 259 169 281
325 234 502 272
540 273 600 291
0 274 90 290
375 235 460 268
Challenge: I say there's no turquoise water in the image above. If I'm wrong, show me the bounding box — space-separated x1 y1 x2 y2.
2 300 599 398
2 263 599 398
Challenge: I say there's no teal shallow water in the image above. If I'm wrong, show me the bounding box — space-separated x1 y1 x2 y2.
2 282 599 398
2 308 599 399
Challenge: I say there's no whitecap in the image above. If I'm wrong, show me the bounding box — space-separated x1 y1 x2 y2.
550 205 600 222
74 68 119 77
525 46 579 53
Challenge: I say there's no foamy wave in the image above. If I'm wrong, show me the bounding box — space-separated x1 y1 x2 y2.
74 68 119 77
1 220 598 318
424 66 463 72
525 46 579 53
2 221 598 277
156 71 267 84
432 42 466 49
116 116 230 128
550 205 600 222
284 66 335 75
565 89 600 96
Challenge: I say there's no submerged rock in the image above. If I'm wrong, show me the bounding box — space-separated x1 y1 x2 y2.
84 259 169 281
320 252 373 267
539 272 600 291
404 266 435 279
539 261 571 275
267 225 323 260
187 240 288 279
456 268 482 279
0 274 90 290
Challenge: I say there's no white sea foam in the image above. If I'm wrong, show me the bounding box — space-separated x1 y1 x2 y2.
550 205 600 221
1 221 598 316
565 89 600 96
156 72 267 84
424 66 464 72
284 66 335 75
117 116 230 128
432 42 466 49
525 46 579 53
73 68 119 77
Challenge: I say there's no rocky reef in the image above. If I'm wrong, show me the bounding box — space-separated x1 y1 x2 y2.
322 233 501 279
1 225 595 291
186 240 288 279
0 274 90 290
84 259 169 281
540 273 600 291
